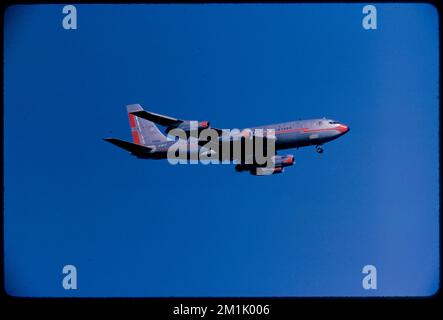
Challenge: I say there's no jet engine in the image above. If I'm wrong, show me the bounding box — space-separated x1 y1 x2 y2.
250 166 284 176
165 120 210 135
235 154 295 175
273 154 295 167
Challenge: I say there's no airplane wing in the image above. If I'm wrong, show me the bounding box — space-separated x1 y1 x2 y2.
104 138 152 154
130 110 182 127
130 109 225 134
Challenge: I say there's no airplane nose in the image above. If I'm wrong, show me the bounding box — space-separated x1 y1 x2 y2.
337 124 350 134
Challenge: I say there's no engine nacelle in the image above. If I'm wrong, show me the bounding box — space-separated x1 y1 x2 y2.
235 154 295 175
166 120 210 134
250 166 284 176
273 154 295 167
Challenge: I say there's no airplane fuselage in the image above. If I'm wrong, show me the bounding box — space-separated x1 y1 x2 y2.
136 118 349 159
256 118 349 150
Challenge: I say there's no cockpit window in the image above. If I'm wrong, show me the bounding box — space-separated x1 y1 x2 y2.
329 121 340 124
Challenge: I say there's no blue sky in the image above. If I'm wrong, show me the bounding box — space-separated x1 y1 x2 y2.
4 4 439 297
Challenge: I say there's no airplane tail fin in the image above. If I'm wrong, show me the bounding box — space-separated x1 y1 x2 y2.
126 104 167 145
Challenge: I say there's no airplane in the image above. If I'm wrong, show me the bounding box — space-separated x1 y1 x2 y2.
104 104 350 175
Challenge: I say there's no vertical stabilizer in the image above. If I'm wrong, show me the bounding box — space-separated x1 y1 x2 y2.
126 104 167 145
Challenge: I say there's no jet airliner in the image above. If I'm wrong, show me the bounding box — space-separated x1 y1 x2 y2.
104 104 350 175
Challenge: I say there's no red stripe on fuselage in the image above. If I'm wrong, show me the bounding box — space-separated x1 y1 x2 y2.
274 127 341 135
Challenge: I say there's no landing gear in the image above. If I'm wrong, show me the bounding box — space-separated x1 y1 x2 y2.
316 145 324 154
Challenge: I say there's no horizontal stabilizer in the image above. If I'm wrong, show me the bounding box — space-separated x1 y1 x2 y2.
131 110 182 127
104 138 152 154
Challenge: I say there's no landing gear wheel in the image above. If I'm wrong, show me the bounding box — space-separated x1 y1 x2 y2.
316 146 324 154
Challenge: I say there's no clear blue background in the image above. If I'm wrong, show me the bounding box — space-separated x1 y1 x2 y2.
4 4 439 297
